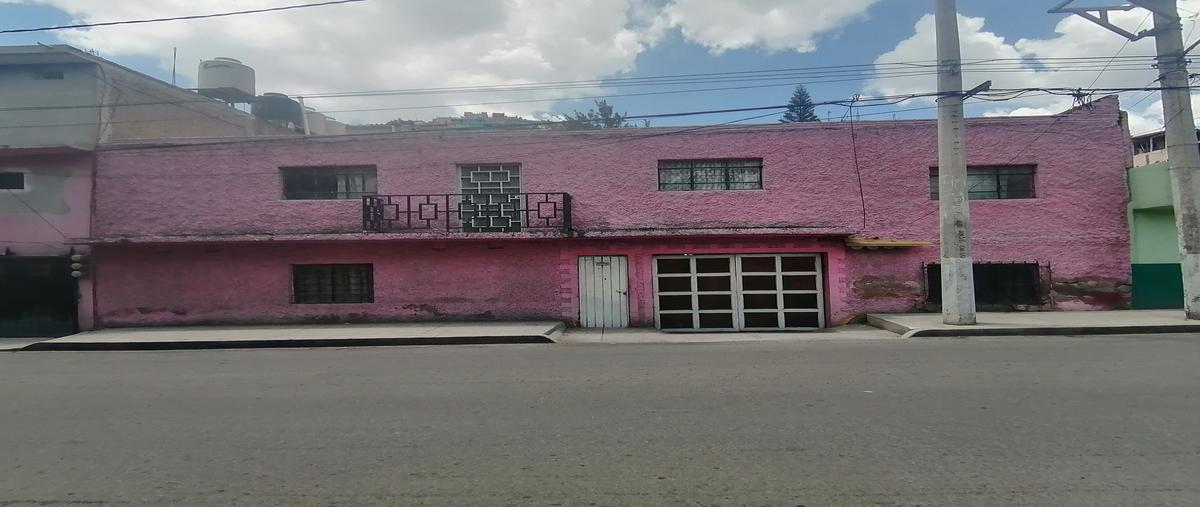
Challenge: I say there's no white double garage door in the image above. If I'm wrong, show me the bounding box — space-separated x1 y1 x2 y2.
654 254 824 331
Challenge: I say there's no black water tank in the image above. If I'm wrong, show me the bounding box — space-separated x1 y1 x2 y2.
252 92 303 126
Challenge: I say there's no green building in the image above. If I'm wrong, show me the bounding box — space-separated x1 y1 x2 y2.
1128 160 1184 308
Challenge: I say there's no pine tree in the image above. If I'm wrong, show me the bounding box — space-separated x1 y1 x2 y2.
779 85 820 123
562 100 644 129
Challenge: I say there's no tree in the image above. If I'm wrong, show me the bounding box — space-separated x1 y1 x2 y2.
561 100 645 129
779 85 820 123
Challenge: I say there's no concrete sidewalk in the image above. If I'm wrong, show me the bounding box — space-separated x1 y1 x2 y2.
19 321 564 351
558 324 900 344
867 309 1200 338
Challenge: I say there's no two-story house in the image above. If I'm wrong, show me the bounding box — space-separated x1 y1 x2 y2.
0 44 298 337
80 96 1133 331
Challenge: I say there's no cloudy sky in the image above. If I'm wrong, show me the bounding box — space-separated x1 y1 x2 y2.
1 0 1197 133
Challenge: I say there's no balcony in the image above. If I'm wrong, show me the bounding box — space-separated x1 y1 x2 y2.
363 193 572 233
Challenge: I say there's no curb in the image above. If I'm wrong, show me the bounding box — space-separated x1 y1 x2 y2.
898 324 1200 339
21 335 555 351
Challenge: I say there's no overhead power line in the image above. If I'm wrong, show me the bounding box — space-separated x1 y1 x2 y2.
0 0 367 34
0 57 1173 116
89 88 1107 162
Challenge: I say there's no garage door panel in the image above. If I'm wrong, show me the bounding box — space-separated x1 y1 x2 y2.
654 254 824 331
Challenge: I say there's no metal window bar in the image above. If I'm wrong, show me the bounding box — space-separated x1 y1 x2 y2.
929 165 1035 200
292 264 374 304
657 159 763 191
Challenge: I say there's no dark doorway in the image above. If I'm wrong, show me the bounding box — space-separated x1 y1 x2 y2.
0 257 78 337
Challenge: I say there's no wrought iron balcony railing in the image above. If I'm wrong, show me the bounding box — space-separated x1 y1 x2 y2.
363 193 572 233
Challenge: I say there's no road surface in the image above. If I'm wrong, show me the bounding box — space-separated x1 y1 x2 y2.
2 334 1198 505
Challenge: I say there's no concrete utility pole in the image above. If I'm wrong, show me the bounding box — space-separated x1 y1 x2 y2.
1051 0 1200 319
934 0 977 325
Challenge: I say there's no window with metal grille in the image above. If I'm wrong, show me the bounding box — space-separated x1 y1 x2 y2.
658 159 763 191
925 263 1042 306
291 264 374 304
281 166 377 200
0 172 24 190
929 165 1035 200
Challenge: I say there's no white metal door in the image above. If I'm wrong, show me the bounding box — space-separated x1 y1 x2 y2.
579 256 629 328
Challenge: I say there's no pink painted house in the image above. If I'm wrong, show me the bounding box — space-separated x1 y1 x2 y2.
83 96 1133 331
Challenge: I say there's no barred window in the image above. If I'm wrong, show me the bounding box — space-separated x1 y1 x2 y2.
658 159 763 191
292 264 374 304
926 263 1041 305
282 166 377 200
929 165 1035 200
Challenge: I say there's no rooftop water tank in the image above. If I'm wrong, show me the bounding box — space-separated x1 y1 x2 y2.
197 57 255 103
252 92 303 128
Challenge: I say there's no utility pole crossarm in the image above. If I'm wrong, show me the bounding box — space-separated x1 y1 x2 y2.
1048 0 1163 41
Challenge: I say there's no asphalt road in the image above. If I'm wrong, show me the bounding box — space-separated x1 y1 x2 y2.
2 334 1199 506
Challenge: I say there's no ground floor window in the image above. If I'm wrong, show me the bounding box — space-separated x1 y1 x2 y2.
925 262 1042 306
292 264 374 304
653 254 824 331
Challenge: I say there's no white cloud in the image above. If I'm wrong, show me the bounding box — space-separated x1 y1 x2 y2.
865 2 1200 135
660 0 879 54
20 0 660 123
12 0 879 124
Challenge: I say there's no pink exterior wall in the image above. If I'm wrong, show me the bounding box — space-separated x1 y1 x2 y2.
89 97 1133 328
94 236 847 327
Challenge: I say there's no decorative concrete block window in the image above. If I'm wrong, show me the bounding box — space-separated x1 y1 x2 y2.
658 159 763 191
458 164 522 232
929 165 1035 200
925 262 1042 306
281 166 376 200
291 264 374 304
0 172 25 191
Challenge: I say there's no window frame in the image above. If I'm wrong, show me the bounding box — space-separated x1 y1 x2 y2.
657 159 764 192
280 165 377 200
290 264 375 304
929 165 1036 200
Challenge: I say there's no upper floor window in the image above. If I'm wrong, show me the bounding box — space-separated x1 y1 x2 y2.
0 172 25 191
292 264 374 304
34 71 64 80
281 166 376 200
929 165 1035 200
658 159 763 191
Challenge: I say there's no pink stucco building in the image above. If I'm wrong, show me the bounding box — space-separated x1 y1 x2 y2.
82 96 1133 331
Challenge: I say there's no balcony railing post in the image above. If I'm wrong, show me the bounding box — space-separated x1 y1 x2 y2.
562 193 573 232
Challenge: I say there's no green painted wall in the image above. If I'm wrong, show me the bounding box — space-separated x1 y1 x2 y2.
1128 162 1174 210
1132 264 1184 309
1131 209 1181 264
1128 165 1183 309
